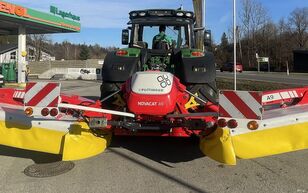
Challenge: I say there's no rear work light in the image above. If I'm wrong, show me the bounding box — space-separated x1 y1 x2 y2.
41 108 49 117
247 121 259 130
24 107 33 116
191 51 204 57
116 50 128 56
193 67 206 72
227 119 238 128
112 64 125 71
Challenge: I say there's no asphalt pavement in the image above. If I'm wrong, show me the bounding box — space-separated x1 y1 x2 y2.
217 71 308 86
0 80 308 193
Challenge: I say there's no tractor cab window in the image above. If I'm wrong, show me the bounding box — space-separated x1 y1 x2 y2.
135 25 189 49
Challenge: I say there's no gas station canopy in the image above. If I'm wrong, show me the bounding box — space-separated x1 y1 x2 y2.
0 1 81 84
0 1 80 35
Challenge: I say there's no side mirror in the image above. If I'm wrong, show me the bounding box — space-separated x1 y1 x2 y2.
204 30 212 47
122 29 129 45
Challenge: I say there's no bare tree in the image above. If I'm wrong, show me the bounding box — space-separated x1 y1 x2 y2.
288 8 308 48
240 0 269 67
276 18 292 69
218 5 307 72
28 34 50 61
91 44 103 59
62 41 71 60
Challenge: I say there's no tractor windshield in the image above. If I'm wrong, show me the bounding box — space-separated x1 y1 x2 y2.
132 24 191 49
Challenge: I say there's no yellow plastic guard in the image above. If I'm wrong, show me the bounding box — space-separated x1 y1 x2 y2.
0 120 64 154
200 127 236 165
62 122 111 161
232 122 308 159
200 121 308 165
0 120 111 161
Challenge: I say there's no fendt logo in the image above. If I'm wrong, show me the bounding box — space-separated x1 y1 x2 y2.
157 75 171 88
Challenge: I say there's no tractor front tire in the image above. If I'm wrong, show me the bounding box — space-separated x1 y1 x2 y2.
100 82 122 100
186 81 218 105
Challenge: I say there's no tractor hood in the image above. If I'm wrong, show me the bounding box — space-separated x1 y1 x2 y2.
131 71 174 95
125 71 181 116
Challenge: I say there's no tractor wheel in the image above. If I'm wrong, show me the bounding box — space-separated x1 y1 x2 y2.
100 82 122 100
186 81 218 105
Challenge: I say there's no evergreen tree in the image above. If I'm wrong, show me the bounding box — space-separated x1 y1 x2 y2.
221 32 229 49
221 32 232 62
79 45 90 60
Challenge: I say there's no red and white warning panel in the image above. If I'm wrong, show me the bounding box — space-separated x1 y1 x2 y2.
13 90 25 99
25 82 60 107
219 90 262 120
262 88 307 105
24 82 61 117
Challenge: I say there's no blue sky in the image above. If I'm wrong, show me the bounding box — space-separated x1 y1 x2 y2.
9 0 308 47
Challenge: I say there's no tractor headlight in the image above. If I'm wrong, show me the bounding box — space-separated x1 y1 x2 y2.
186 12 192 17
176 12 184 16
139 12 146 16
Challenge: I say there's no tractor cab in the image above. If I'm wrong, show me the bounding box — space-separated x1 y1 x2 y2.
101 9 217 110
124 10 196 49
120 9 204 72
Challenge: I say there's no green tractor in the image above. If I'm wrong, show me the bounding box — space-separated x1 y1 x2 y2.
100 9 217 107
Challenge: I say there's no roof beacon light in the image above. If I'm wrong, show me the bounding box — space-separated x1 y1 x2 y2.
131 12 137 17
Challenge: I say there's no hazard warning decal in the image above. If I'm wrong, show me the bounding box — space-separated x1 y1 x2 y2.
219 90 262 120
262 90 300 104
24 82 60 107
13 90 25 99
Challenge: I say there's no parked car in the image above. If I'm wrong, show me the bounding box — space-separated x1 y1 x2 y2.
220 62 243 73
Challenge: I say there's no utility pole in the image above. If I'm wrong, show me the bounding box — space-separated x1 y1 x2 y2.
192 0 204 50
203 0 206 28
203 0 206 51
233 0 237 90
